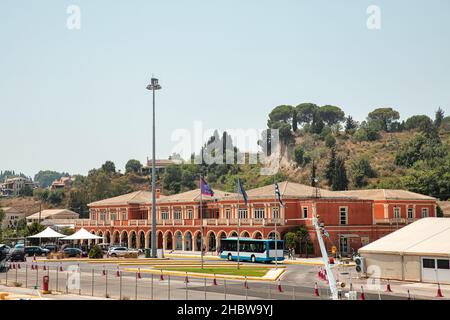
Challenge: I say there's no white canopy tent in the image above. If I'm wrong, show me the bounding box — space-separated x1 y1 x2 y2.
61 228 103 241
28 227 66 239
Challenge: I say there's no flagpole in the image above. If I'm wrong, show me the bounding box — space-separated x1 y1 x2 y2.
237 186 240 270
200 175 204 270
274 178 278 270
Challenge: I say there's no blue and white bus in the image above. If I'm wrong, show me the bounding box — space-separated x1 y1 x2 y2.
219 237 285 263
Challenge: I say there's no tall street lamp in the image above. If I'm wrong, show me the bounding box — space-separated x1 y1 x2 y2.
146 77 162 258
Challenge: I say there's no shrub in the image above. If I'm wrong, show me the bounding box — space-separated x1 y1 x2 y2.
88 245 103 259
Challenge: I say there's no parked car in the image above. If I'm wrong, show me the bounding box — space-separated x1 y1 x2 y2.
43 244 58 252
7 248 26 262
107 246 139 257
24 246 50 257
14 243 24 249
0 244 11 255
62 248 87 258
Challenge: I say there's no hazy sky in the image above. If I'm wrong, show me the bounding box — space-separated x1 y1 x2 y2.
1 0 449 177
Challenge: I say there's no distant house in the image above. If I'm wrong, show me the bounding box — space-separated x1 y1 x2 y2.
50 176 74 190
142 158 181 175
26 209 79 225
437 201 450 217
0 177 37 196
0 207 25 229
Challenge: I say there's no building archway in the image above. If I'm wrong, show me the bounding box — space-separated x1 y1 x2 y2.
164 231 173 250
194 231 202 251
207 231 217 252
98 231 104 244
130 231 137 248
217 231 227 250
145 231 151 249
120 231 128 247
112 231 119 245
184 231 193 251
157 231 163 249
252 231 263 239
175 231 183 251
139 231 145 249
228 230 238 238
240 230 250 238
268 231 281 240
105 231 111 245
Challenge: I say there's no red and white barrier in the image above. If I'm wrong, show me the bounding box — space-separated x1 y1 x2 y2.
359 286 366 300
313 282 320 297
436 283 444 298
386 280 393 292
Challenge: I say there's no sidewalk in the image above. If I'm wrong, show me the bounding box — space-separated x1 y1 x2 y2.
332 273 450 300
0 284 109 300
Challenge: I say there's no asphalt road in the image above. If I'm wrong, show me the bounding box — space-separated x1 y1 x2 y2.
0 258 404 300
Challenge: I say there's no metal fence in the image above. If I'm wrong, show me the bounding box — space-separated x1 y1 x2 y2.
0 262 332 300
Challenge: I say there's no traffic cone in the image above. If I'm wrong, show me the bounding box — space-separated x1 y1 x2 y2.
32 254 36 262
359 286 366 300
116 267 120 277
317 268 322 279
277 279 283 293
17 263 21 269
386 280 393 292
12 263 16 270
407 289 412 300
160 270 164 281
213 274 217 286
137 268 141 279
244 276 249 289
31 264 35 270
436 283 444 298
184 272 189 284
59 263 63 272
313 282 320 296
349 283 353 291
102 265 106 276
43 264 47 271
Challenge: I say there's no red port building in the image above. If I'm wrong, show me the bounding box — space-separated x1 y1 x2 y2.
75 182 437 256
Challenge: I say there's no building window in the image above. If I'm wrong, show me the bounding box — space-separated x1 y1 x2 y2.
339 207 348 225
421 208 429 218
437 259 450 270
121 213 127 221
161 211 169 220
91 213 96 220
187 209 193 219
174 210 182 220
423 258 435 269
273 207 279 219
254 208 265 219
225 208 231 219
238 208 248 219
393 207 400 219
100 213 106 221
110 213 117 221
302 207 308 219
407 208 414 219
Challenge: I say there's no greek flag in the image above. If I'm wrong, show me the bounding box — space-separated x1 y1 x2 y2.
274 182 284 207
237 178 248 205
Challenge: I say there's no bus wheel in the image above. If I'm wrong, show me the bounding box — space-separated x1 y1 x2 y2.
251 255 256 263
227 253 232 261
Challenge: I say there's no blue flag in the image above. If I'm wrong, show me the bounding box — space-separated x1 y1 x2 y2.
275 182 284 207
200 177 214 197
237 178 248 205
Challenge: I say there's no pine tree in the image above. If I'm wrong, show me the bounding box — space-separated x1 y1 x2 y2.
292 110 298 132
334 157 349 191
435 107 444 128
325 148 337 187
